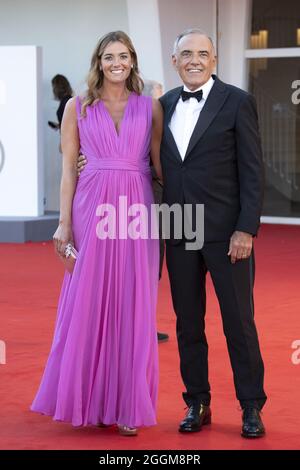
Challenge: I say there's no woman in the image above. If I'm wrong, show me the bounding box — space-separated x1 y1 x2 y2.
48 74 73 129
31 31 163 436
48 74 73 153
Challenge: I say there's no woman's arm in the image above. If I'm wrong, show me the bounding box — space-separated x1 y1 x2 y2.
151 98 163 183
53 97 80 256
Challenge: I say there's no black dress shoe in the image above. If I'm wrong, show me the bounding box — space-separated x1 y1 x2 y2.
157 332 169 343
241 407 265 438
179 403 211 433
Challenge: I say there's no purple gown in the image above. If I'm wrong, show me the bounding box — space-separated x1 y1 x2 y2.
31 93 159 427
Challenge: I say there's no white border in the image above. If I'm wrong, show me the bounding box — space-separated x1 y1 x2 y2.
245 47 300 58
261 216 300 225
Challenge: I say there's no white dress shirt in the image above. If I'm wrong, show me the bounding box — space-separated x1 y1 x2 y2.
169 76 215 160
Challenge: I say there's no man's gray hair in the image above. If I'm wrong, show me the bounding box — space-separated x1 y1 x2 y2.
173 28 215 55
143 79 163 98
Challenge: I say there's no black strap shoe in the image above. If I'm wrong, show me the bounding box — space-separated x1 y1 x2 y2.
179 403 211 433
241 407 265 438
157 332 169 343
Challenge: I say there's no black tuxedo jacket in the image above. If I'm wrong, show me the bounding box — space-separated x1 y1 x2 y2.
159 76 264 244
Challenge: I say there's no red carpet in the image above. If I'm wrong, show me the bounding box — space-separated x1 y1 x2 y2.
0 224 299 450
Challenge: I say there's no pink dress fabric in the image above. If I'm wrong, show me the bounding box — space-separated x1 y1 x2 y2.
31 93 159 427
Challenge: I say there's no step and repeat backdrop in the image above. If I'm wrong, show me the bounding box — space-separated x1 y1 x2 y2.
0 46 43 217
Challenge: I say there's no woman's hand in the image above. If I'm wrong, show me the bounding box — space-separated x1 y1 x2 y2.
53 223 74 257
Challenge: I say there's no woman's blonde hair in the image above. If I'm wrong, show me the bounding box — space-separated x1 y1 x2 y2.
81 31 144 117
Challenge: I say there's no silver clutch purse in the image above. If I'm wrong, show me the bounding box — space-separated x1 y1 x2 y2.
60 243 78 274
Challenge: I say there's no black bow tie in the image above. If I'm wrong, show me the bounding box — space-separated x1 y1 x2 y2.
181 89 203 102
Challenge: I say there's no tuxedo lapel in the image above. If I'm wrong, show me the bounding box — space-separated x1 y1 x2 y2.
184 77 229 160
163 87 183 163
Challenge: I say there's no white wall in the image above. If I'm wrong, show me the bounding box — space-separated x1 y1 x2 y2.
0 46 43 216
156 0 251 92
157 0 217 90
126 0 165 87
0 0 129 212
217 0 252 90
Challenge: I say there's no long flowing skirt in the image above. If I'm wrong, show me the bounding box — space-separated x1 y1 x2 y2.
31 170 159 427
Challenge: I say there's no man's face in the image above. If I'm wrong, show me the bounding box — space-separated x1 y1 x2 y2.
172 33 216 90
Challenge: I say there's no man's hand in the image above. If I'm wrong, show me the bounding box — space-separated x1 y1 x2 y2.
77 154 87 176
228 231 253 264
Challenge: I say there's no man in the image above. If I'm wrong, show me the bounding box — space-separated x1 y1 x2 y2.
159 29 266 438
